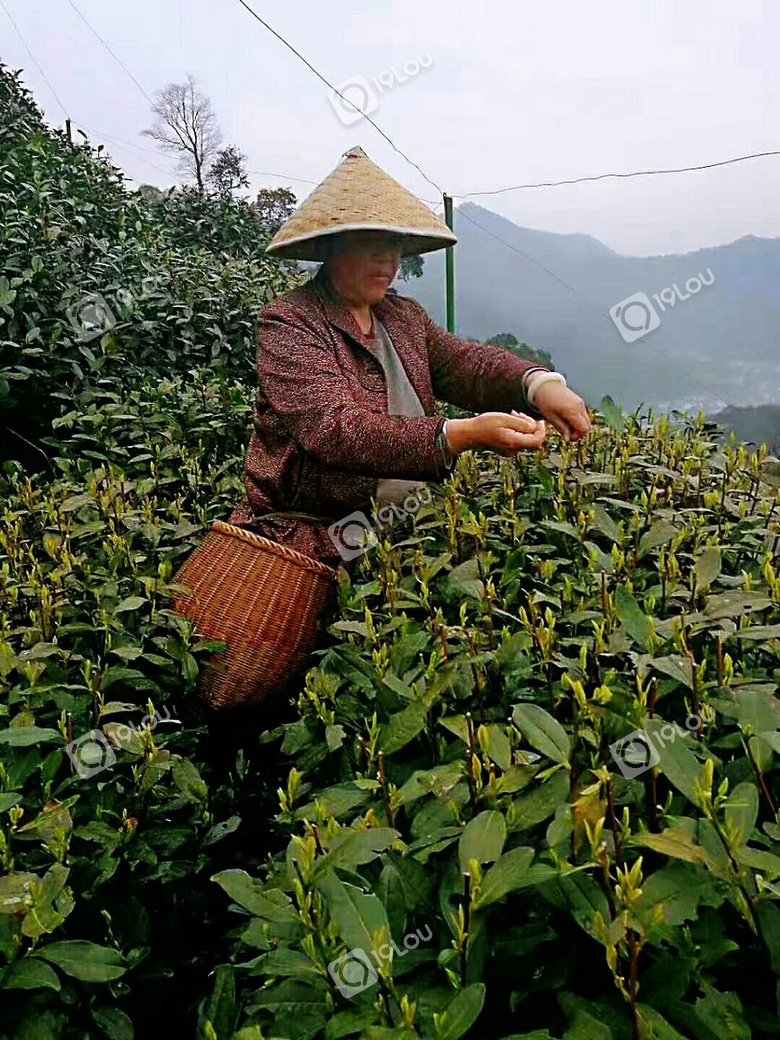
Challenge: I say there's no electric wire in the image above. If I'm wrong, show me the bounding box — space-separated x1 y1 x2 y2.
455 148 780 199
67 0 154 105
0 0 71 119
232 0 445 196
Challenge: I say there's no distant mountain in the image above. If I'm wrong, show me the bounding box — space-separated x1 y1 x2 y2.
405 203 780 414
707 404 780 454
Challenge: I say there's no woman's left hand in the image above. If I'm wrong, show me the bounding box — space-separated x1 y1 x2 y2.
533 382 593 443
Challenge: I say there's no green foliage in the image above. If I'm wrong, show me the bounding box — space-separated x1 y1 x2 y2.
4 59 780 1040
0 58 301 466
204 412 780 1039
484 333 554 371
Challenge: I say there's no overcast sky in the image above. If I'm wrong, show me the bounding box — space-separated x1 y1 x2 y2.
3 0 778 256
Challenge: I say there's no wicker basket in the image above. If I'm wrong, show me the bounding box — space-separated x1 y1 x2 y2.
171 520 338 711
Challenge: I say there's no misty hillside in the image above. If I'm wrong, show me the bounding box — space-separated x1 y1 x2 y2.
406 203 780 416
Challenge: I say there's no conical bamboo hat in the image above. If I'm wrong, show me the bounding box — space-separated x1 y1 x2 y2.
265 146 456 260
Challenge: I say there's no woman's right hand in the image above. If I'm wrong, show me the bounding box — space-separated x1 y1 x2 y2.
446 411 547 455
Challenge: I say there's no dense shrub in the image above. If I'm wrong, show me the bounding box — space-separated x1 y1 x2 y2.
203 411 780 1040
0 60 301 467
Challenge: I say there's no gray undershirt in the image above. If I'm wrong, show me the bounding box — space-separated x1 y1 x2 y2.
368 319 427 508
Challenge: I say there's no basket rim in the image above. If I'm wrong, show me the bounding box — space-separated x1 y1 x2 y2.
211 519 338 580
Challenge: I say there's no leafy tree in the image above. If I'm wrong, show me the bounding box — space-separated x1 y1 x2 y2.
485 331 554 369
208 145 249 195
253 187 297 234
399 253 425 280
142 73 222 193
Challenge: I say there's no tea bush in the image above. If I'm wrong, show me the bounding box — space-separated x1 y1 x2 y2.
0 61 300 466
3 57 780 1040
203 411 780 1040
0 366 298 1038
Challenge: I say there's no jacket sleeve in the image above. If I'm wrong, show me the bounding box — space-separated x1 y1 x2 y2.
256 305 447 480
419 303 548 414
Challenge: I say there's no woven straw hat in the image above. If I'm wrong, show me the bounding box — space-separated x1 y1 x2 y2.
265 146 456 260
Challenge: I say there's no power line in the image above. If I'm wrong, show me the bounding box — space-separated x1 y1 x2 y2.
0 0 71 119
248 170 319 186
79 128 175 178
454 205 738 413
232 0 445 197
68 0 154 105
456 148 780 199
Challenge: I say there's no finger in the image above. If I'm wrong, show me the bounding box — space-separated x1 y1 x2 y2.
500 427 547 451
507 410 540 432
551 416 573 442
568 405 593 437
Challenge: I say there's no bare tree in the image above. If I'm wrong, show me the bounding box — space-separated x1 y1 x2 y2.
142 74 222 193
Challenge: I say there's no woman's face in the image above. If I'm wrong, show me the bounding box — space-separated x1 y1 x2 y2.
324 231 403 306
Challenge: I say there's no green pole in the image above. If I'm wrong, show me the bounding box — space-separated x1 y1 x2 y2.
443 194 455 333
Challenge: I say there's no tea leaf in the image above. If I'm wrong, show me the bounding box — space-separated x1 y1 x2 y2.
634 862 723 927
598 395 625 431
638 521 678 559
644 717 709 805
34 940 127 981
2 958 61 992
317 874 388 956
378 700 428 755
694 547 721 592
447 558 484 598
590 503 620 544
614 586 654 651
650 655 693 690
634 828 718 869
459 811 507 870
509 771 570 832
0 727 61 746
512 703 571 765
724 782 759 847
472 846 535 909
315 827 399 875
434 983 486 1040
691 988 751 1040
210 871 297 922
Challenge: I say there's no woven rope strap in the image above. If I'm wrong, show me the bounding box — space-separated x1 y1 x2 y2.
211 520 338 581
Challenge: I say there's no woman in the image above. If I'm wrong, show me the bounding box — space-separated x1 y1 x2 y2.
229 147 592 569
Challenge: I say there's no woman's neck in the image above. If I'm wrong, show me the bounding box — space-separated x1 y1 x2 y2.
324 273 374 336
350 304 374 337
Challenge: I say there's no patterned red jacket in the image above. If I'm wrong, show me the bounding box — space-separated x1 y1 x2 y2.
229 269 543 568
